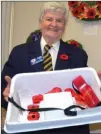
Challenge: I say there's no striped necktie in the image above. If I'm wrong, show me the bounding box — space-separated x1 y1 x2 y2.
43 45 53 71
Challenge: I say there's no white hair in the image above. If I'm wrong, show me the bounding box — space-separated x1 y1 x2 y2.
39 2 68 24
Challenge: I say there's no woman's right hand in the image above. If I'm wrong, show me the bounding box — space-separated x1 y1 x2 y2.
3 76 11 102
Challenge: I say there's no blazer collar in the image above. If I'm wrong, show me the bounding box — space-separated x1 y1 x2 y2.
27 38 73 72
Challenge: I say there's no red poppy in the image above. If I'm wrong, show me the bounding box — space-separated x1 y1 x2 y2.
64 88 76 97
28 104 39 110
86 8 96 19
70 41 79 47
68 1 101 21
97 5 101 13
68 1 78 7
32 94 43 104
60 54 69 60
46 87 62 94
27 112 40 120
97 1 101 6
79 2 87 13
72 8 80 18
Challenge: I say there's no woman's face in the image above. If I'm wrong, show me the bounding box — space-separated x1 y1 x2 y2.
39 11 66 43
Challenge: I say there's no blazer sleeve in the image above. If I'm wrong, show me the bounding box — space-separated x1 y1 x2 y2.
1 46 22 109
72 47 88 68
79 49 88 67
81 49 88 67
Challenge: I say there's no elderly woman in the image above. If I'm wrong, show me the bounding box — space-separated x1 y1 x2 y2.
2 2 99 134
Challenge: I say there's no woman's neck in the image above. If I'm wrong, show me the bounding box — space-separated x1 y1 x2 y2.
43 36 59 46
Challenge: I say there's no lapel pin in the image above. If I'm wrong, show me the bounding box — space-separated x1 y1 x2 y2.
30 58 36 65
30 56 43 65
60 54 69 60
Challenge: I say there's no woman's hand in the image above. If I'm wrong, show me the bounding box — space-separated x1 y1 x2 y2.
3 76 11 102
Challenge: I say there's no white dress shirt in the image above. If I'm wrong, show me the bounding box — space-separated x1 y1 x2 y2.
40 36 60 70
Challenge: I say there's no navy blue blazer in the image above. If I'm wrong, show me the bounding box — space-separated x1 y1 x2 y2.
1 38 88 109
1 38 89 134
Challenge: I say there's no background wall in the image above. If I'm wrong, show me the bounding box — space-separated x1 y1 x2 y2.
1 1 13 69
1 1 101 133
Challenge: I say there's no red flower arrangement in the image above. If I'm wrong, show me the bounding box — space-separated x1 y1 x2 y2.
60 54 69 60
68 1 101 21
66 39 83 49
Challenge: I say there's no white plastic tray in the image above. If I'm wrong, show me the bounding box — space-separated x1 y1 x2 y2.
4 67 101 133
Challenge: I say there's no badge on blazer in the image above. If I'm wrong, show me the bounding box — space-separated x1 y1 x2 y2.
30 56 43 65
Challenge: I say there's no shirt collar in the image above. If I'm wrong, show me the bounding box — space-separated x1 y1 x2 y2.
40 36 60 54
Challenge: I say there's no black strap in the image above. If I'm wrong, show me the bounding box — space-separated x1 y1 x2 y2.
8 97 64 112
8 97 85 116
64 105 85 116
8 97 26 111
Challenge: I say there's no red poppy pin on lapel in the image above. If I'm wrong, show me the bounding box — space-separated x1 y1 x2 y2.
60 54 69 60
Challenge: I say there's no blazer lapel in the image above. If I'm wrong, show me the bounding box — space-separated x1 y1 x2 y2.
27 39 73 72
55 40 73 70
27 39 44 72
